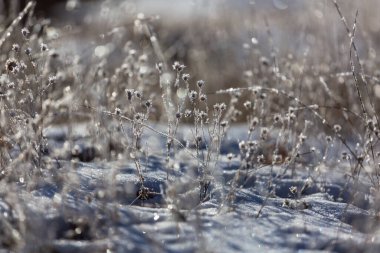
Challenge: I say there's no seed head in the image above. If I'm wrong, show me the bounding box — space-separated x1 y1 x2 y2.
134 90 142 99
25 47 32 56
189 90 198 102
333 124 342 133
239 141 247 152
21 27 30 37
126 89 134 100
233 91 242 99
145 100 152 108
260 127 269 140
273 154 283 164
172 61 185 72
251 117 259 127
288 113 296 121
220 120 228 128
243 101 252 110
341 151 349 160
273 114 282 123
199 94 207 102
257 154 265 163
198 110 208 119
5 58 19 73
156 62 163 72
259 93 267 100
40 43 48 52
12 44 20 52
134 113 144 121
367 119 375 131
197 80 205 88
184 109 192 118
233 110 242 118
182 73 190 82
289 186 297 195
48 76 57 85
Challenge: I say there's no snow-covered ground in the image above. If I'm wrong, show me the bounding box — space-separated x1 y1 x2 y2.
1 1 380 252
1 122 378 253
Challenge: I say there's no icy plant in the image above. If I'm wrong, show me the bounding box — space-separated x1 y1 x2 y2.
1 0 380 252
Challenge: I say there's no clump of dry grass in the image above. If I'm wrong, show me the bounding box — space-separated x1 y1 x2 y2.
0 0 380 251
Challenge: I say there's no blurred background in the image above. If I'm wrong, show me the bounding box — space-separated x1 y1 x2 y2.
1 0 380 123
2 0 380 84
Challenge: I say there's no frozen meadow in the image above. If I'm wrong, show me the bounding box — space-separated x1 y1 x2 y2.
1 0 380 252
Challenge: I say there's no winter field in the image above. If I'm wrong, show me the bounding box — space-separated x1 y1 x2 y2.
1 0 380 252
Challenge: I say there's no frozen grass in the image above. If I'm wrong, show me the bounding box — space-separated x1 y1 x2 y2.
0 0 380 252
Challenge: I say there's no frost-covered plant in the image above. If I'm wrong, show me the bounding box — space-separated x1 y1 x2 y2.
1 0 380 251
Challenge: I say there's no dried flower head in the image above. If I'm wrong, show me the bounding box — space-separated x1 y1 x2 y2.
289 186 298 195
48 76 57 85
197 80 205 88
5 58 19 73
172 61 180 70
172 61 185 72
252 117 259 127
288 113 296 121
333 124 342 133
273 154 283 164
233 110 242 118
257 154 265 163
220 120 228 128
260 127 269 140
12 44 20 52
134 90 142 99
25 47 32 56
199 110 208 119
273 114 282 123
182 73 190 82
239 141 247 152
156 62 163 72
341 151 349 160
145 100 152 108
243 101 252 110
134 112 144 121
126 89 134 100
21 27 30 37
40 43 48 52
184 109 192 118
189 90 197 102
